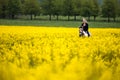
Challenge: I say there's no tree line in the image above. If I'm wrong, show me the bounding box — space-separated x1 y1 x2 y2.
0 0 120 22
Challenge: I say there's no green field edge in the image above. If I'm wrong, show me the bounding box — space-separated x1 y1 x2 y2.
0 19 120 28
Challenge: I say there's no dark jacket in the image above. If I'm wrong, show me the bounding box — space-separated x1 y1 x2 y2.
81 23 88 31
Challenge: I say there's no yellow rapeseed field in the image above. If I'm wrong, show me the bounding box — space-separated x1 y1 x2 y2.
0 26 120 80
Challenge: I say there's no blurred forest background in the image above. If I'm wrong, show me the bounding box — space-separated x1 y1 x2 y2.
0 0 120 22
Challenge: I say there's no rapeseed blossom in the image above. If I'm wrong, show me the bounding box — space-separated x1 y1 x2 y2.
0 26 120 80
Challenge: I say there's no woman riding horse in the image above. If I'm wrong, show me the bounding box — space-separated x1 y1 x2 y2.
79 18 90 37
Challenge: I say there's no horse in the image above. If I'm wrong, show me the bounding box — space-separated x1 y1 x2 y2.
79 27 90 37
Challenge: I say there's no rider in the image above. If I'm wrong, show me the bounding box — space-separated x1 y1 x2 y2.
79 18 90 37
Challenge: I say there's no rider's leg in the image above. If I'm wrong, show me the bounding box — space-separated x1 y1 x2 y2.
87 31 90 37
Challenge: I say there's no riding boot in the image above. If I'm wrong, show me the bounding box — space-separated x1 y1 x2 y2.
87 31 90 37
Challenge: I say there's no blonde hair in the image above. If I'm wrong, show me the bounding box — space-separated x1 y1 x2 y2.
82 18 87 23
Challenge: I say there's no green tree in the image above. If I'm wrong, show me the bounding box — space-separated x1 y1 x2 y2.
20 0 25 14
41 0 54 20
0 0 8 18
62 0 74 21
118 0 120 17
91 0 99 21
73 0 82 21
102 0 118 22
81 0 92 21
24 0 40 20
52 0 64 20
7 0 21 19
112 0 118 22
